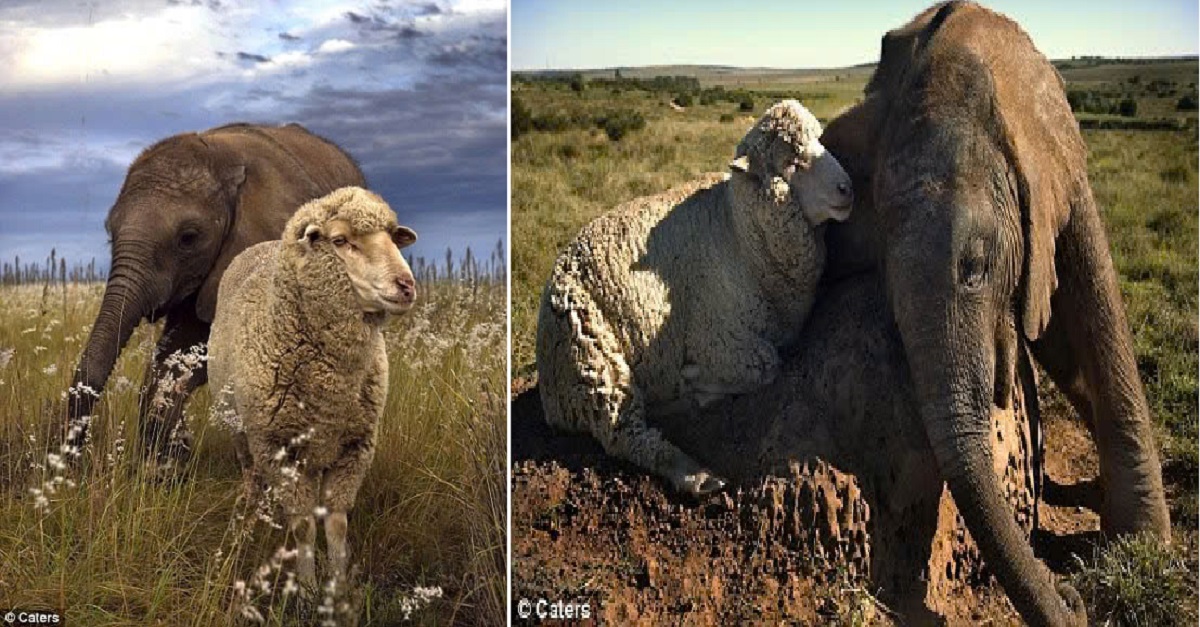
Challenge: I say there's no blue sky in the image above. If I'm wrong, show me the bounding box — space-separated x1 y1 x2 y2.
513 1 1198 70
0 0 507 273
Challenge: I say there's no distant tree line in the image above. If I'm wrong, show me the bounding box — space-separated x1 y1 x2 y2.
1053 56 1199 70
1 242 507 287
1 249 104 286
1067 90 1140 117
512 95 646 142
407 239 507 286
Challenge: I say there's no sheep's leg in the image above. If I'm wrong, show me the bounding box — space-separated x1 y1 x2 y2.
323 511 350 584
278 470 321 595
234 431 252 473
598 384 726 496
291 513 318 593
683 335 780 407
319 439 375 582
541 297 725 496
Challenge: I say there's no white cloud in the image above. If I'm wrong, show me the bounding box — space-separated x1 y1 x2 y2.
5 6 222 89
317 39 356 54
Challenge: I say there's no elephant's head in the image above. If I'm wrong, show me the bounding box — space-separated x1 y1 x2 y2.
68 135 245 415
827 2 1090 624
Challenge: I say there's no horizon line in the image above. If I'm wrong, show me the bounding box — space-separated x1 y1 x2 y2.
512 53 1200 74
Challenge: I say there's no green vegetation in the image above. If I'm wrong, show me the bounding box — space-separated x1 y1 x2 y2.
512 58 1198 621
1072 532 1198 627
0 262 506 625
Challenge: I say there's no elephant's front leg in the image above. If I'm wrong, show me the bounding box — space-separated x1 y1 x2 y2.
137 304 211 467
1033 205 1170 540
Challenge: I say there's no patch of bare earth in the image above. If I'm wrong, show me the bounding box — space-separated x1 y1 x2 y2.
511 375 1117 625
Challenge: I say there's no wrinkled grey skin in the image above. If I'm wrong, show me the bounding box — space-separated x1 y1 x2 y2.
817 2 1170 625
67 123 365 464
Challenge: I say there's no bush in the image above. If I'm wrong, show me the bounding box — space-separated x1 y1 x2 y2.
570 73 585 94
512 96 533 140
738 96 755 112
674 92 694 108
719 113 735 123
1119 97 1138 117
531 112 572 133
1177 94 1198 111
598 110 645 142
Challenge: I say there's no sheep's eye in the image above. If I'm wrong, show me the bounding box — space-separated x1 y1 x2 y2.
332 236 348 247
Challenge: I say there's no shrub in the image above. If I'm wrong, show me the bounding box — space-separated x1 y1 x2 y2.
1119 97 1138 117
738 96 755 112
1177 94 1198 111
570 73 585 94
674 92 694 108
718 113 735 123
597 110 645 142
531 112 571 133
512 96 533 140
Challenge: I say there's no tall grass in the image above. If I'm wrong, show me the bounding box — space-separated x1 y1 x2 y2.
0 276 506 625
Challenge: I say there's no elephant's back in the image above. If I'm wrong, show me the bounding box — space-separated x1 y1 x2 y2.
204 123 366 193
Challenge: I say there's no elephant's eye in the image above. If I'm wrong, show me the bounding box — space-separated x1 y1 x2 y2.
177 229 200 249
958 239 988 292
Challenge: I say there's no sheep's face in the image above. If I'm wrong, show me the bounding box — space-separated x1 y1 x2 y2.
305 218 418 314
733 100 854 227
789 142 854 225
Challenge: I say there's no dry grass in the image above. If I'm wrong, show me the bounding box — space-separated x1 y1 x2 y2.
0 278 506 626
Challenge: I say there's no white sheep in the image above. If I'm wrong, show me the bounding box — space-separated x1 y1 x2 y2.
207 186 418 590
536 100 853 496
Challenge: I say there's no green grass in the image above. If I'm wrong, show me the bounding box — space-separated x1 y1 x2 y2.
511 68 1198 620
1071 532 1199 627
0 279 506 626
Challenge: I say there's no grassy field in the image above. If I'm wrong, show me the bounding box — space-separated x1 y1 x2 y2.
512 59 1198 621
0 276 506 625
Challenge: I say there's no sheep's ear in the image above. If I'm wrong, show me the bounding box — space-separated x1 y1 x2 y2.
728 155 751 174
392 226 418 249
299 223 322 246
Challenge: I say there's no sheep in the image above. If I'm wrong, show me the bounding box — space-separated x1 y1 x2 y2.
536 100 853 497
207 186 418 590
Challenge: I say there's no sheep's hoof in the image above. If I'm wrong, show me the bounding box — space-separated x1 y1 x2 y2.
682 471 726 497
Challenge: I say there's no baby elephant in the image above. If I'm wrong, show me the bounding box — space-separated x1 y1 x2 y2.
537 100 852 496
208 186 417 590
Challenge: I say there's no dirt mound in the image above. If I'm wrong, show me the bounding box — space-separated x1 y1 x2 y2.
512 370 1113 625
511 276 1106 625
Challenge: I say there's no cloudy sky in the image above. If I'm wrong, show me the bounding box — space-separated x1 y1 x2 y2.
0 0 507 273
513 0 1197 69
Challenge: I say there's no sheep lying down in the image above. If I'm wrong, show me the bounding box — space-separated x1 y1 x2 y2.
536 100 853 496
208 186 418 591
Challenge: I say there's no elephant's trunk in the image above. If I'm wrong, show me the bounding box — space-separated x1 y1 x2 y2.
67 244 161 439
926 405 1084 626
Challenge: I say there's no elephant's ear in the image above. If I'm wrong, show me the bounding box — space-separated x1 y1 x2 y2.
987 20 1085 341
866 1 960 99
195 163 247 322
